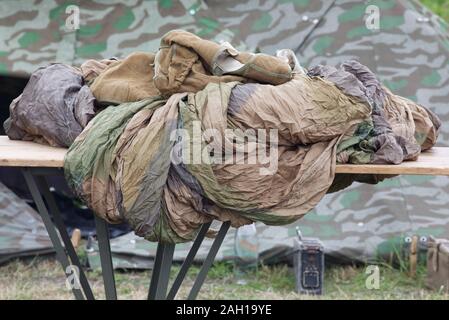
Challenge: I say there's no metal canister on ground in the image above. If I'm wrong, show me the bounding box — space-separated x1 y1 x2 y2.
293 227 324 295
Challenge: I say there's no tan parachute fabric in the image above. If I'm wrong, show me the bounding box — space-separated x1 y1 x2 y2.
154 29 292 95
63 31 440 243
309 61 441 166
79 58 118 83
64 77 368 242
90 52 160 104
90 30 293 103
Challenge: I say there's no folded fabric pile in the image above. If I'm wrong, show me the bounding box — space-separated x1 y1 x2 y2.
4 30 441 243
4 64 96 147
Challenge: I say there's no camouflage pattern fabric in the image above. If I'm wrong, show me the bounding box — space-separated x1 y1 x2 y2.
0 0 332 76
0 182 53 264
87 233 155 270
86 227 431 269
63 71 368 243
64 32 440 245
0 0 448 262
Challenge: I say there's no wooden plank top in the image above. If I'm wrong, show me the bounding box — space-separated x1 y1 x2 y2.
0 136 448 175
336 146 449 176
0 136 66 167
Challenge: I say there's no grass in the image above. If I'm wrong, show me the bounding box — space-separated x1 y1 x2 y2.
421 0 449 22
0 256 447 300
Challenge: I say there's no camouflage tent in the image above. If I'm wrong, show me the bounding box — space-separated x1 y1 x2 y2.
0 182 53 264
1 0 449 263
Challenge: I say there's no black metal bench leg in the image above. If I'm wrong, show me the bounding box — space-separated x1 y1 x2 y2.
148 242 175 300
187 221 230 300
166 222 212 300
94 215 117 300
34 173 95 300
22 169 88 300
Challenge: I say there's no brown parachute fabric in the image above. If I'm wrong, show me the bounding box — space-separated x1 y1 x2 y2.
4 30 441 243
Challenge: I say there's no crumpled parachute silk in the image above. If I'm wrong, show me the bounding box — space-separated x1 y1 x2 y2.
4 30 441 243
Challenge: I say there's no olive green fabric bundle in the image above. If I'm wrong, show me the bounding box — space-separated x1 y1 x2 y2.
64 54 440 244
65 67 432 243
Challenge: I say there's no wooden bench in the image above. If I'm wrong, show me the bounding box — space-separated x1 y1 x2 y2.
1 135 449 300
2 136 449 175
